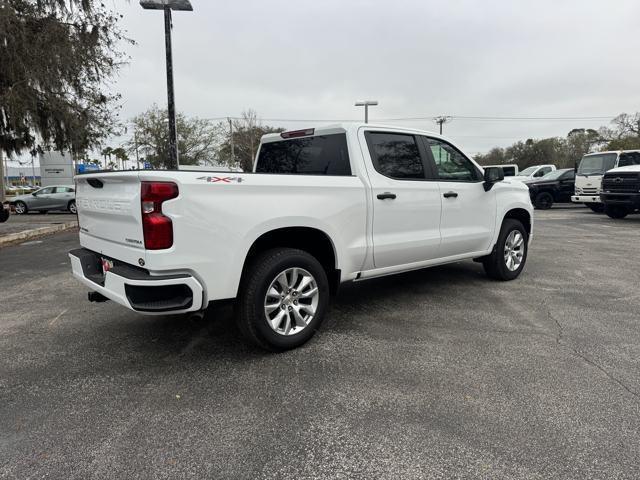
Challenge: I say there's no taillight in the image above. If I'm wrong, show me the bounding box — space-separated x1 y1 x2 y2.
141 181 178 250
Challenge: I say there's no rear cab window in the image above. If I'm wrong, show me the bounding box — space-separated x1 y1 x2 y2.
365 132 426 180
256 133 351 175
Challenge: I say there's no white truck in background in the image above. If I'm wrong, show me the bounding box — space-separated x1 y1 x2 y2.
572 150 640 212
70 124 533 351
511 164 556 183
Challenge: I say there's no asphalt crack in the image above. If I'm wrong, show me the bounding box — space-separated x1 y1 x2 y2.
547 309 640 401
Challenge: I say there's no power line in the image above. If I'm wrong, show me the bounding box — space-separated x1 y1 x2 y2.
202 114 617 123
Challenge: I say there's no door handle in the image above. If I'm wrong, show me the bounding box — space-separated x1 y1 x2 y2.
443 191 458 198
377 192 397 200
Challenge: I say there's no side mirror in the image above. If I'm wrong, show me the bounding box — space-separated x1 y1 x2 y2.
483 167 504 191
31 192 37 196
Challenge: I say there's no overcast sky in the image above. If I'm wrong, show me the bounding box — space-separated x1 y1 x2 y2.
8 0 640 168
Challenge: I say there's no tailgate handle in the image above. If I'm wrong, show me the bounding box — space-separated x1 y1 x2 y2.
87 179 104 188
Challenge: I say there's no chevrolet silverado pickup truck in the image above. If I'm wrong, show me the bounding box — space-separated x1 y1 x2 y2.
69 124 533 351
600 165 640 218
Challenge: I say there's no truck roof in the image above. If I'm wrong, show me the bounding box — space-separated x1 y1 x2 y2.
261 123 443 143
584 149 640 156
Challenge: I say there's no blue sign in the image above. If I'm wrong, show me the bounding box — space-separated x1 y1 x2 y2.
144 162 152 170
78 163 100 174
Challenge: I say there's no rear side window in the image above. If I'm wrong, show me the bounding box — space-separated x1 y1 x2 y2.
366 132 425 180
256 133 351 175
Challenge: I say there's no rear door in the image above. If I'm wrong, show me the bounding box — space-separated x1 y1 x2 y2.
52 186 74 210
75 173 145 251
422 136 496 257
361 130 442 268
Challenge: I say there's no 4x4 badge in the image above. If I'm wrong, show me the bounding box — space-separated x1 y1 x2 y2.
196 176 243 183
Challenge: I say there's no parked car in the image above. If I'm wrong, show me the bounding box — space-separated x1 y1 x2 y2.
9 185 77 214
572 150 640 213
483 164 519 177
69 123 533 351
511 164 557 182
600 164 640 218
526 168 576 209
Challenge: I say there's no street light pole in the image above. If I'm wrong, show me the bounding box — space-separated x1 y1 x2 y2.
140 0 193 170
163 7 178 170
355 100 379 124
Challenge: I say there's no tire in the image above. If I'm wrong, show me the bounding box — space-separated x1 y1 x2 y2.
482 219 528 281
534 192 553 210
586 203 605 213
68 200 77 214
605 205 629 219
236 248 329 351
14 201 28 215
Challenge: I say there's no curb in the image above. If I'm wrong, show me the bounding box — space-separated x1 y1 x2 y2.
0 222 78 248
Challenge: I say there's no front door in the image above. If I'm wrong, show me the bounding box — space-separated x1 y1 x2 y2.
422 137 497 258
361 130 442 269
31 186 55 209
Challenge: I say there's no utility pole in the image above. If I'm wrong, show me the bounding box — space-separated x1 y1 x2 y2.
134 129 141 170
228 117 235 165
434 115 452 135
355 100 378 123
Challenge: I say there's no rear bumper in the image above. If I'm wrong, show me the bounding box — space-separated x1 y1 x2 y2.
572 195 601 204
69 248 204 315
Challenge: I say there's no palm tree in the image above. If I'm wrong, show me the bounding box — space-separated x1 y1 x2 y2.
101 147 114 169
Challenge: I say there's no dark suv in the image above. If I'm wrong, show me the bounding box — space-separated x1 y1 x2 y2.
526 168 576 209
601 167 640 218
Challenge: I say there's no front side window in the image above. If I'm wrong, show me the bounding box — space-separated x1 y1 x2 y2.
256 133 351 175
38 187 54 195
425 138 480 182
366 132 425 180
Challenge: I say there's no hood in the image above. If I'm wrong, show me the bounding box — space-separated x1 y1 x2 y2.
606 165 640 174
527 180 556 188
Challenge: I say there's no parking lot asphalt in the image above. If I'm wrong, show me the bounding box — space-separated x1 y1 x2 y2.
0 212 78 236
1 206 640 479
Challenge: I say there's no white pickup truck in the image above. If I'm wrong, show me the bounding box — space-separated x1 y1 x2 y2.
69 124 533 350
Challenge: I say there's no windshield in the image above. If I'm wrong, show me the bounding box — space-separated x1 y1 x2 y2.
577 153 617 175
539 169 568 181
618 152 640 167
518 166 537 176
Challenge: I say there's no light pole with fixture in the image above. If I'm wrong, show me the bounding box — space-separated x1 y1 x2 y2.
140 0 193 169
355 100 378 124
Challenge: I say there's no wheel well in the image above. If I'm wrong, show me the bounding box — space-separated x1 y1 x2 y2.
504 208 531 236
242 227 340 294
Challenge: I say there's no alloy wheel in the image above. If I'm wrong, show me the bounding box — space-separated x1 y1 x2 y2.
503 230 525 271
263 267 319 336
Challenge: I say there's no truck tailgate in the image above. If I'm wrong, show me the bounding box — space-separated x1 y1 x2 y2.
76 172 145 265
